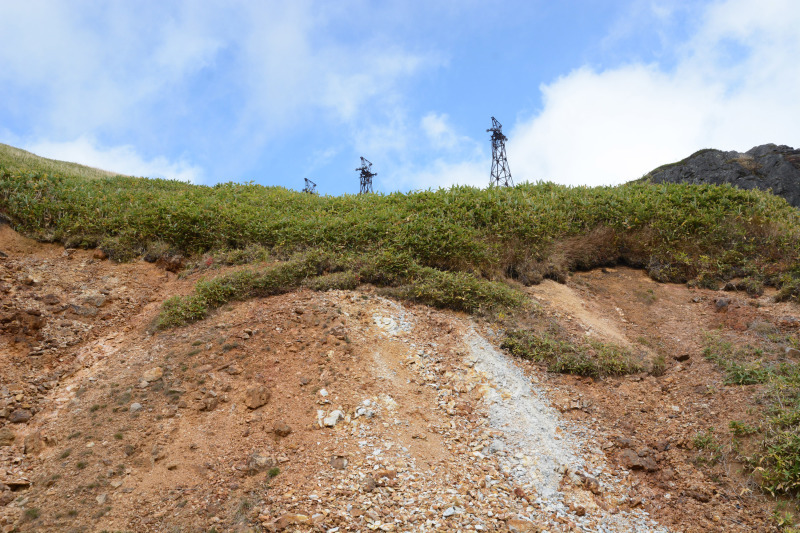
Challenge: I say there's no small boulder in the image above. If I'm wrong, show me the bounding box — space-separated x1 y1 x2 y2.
273 513 310 530
330 455 348 470
362 475 377 492
23 430 45 456
715 298 730 312
618 448 658 471
273 423 292 438
323 410 344 427
247 451 275 474
142 367 163 382
129 403 143 413
0 428 14 447
8 409 32 423
244 385 271 410
506 518 541 533
786 346 800 358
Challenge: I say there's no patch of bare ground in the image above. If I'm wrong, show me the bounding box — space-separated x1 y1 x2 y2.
1 226 797 532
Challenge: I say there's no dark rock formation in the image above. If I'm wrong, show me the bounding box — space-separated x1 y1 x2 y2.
645 144 800 208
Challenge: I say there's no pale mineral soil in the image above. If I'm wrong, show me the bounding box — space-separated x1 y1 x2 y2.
1 223 798 533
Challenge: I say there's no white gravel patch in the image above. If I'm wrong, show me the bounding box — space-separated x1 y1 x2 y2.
465 327 672 532
466 328 580 497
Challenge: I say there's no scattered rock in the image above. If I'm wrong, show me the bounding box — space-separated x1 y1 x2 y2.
329 455 348 470
0 428 14 446
142 367 163 382
199 395 219 411
618 448 658 471
569 503 586 516
272 422 292 438
247 451 275 474
3 479 30 491
41 294 60 305
225 363 243 375
579 474 601 495
129 403 143 413
373 469 397 482
684 489 711 502
506 518 541 533
8 409 32 423
244 385 271 410
715 298 730 312
23 430 44 455
96 493 108 505
362 475 377 492
323 410 344 427
270 513 310 530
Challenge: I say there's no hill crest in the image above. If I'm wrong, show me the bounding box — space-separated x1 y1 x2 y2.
645 143 800 208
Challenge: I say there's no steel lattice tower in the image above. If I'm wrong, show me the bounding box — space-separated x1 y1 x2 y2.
355 157 376 194
487 117 513 187
302 178 317 194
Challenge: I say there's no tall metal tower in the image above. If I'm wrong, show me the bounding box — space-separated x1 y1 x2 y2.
356 157 376 194
487 116 513 187
302 178 317 194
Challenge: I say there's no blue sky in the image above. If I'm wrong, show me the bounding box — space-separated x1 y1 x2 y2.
1 0 798 195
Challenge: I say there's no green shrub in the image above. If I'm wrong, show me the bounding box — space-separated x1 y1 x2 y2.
304 271 361 291
502 330 641 377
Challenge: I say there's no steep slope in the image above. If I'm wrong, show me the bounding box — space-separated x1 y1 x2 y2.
645 144 800 208
2 224 798 532
0 143 121 181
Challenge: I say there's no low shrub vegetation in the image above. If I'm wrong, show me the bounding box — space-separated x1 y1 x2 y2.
703 332 800 497
501 329 642 377
2 162 800 296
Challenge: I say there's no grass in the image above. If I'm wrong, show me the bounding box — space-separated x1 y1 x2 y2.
2 157 800 316
501 329 642 377
154 249 527 328
703 332 800 497
693 427 719 450
0 143 119 181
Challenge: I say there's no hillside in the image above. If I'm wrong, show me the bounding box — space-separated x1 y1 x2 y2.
1 145 800 532
0 144 120 182
644 144 800 208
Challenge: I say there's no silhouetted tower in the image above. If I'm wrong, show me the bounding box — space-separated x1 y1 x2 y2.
356 157 376 194
487 117 513 187
302 178 317 194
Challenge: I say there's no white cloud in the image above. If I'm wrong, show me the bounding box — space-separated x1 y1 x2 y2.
386 159 486 192
421 113 464 150
26 137 204 183
0 1 435 155
509 0 800 186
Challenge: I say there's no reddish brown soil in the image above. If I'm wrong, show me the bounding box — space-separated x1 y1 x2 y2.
1 225 798 532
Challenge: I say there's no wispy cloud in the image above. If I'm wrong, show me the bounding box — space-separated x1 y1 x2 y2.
508 0 800 185
26 137 204 183
0 0 439 184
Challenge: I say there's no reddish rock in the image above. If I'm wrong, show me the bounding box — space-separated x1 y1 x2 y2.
244 385 271 409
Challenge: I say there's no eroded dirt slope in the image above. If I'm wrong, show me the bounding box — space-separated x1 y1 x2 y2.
1 225 798 532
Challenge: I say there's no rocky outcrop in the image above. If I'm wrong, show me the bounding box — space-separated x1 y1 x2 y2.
645 144 800 207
